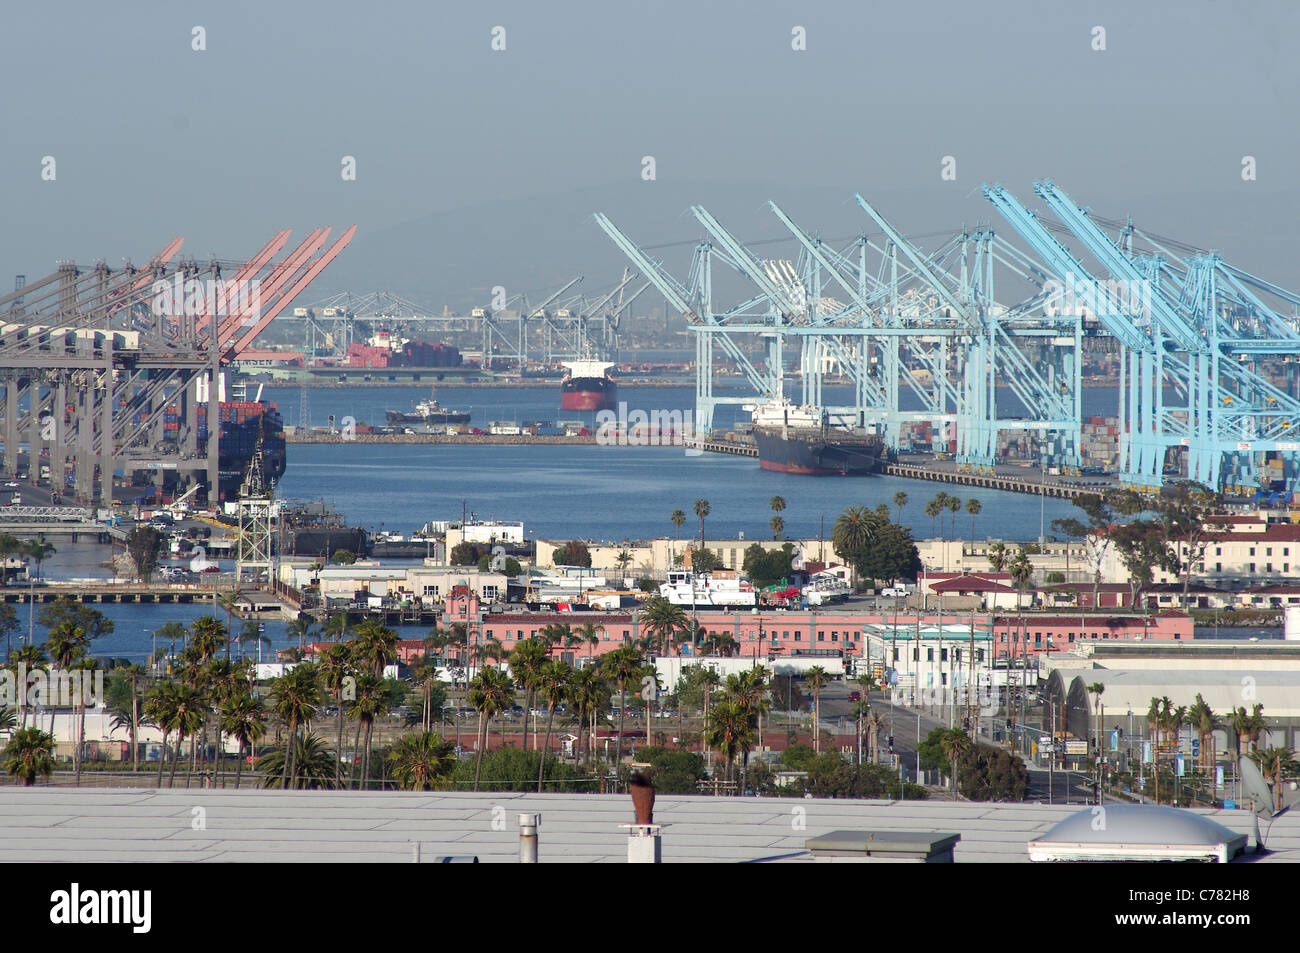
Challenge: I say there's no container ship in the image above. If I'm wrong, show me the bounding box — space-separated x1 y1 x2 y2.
559 360 617 411
199 401 287 501
385 388 471 426
750 400 883 475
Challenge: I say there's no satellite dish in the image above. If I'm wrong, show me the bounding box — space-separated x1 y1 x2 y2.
1240 756 1275 818
1238 755 1300 852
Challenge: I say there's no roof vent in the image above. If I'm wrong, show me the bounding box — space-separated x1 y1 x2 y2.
1028 804 1247 863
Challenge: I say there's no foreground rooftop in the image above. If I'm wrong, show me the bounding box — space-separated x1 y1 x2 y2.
0 789 1295 863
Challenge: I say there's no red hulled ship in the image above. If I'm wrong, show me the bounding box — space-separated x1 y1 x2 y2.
559 360 617 411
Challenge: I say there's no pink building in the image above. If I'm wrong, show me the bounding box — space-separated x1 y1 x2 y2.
420 593 1193 665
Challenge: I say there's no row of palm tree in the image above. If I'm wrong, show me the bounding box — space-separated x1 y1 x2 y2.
921 492 982 543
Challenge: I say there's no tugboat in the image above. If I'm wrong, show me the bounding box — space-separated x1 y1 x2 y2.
385 388 471 426
750 400 883 475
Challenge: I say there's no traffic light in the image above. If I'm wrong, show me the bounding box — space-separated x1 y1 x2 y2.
887 735 895 753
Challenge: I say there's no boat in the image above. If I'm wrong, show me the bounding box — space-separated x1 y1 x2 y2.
386 388 471 426
802 572 852 605
659 569 757 607
750 400 883 475
559 360 617 411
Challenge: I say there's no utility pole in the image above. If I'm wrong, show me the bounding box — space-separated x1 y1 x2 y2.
1049 702 1055 805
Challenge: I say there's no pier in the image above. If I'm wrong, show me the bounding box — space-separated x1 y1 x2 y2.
684 438 1112 500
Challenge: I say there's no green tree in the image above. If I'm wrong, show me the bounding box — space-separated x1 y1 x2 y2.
926 494 946 538
689 547 721 573
553 540 592 568
704 699 754 788
3 727 53 785
670 509 686 561
220 691 266 789
331 549 357 565
633 745 706 794
125 526 163 581
693 499 711 549
257 734 339 789
601 645 646 776
965 498 982 547
893 491 908 524
535 660 573 791
803 666 829 753
387 732 457 791
270 663 321 789
467 666 514 791
832 506 878 577
637 597 688 655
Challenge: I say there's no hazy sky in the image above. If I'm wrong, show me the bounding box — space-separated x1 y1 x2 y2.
4 0 1299 311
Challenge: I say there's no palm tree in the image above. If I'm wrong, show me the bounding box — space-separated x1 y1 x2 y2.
220 692 266 789
153 681 204 787
322 611 352 644
965 498 982 548
987 542 1008 574
803 666 829 752
467 666 513 791
121 663 146 775
1086 682 1105 765
216 590 243 659
614 550 633 578
866 710 886 764
1230 706 1250 764
286 613 317 657
1188 693 1220 775
508 638 550 750
350 619 400 677
45 620 88 671
704 700 754 790
188 615 228 667
257 734 338 789
24 538 55 583
930 494 951 538
770 496 786 539
153 621 186 671
8 643 46 728
1246 704 1267 753
235 620 271 662
569 665 610 765
724 666 769 787
4 727 53 785
693 499 710 549
927 494 948 538
946 495 961 539
670 509 686 561
637 596 687 656
270 663 321 789
601 645 646 779
535 660 573 791
387 732 457 791
575 621 604 667
833 505 876 559
1009 547 1034 611
317 642 355 788
346 673 388 789
893 491 908 524
939 728 972 798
